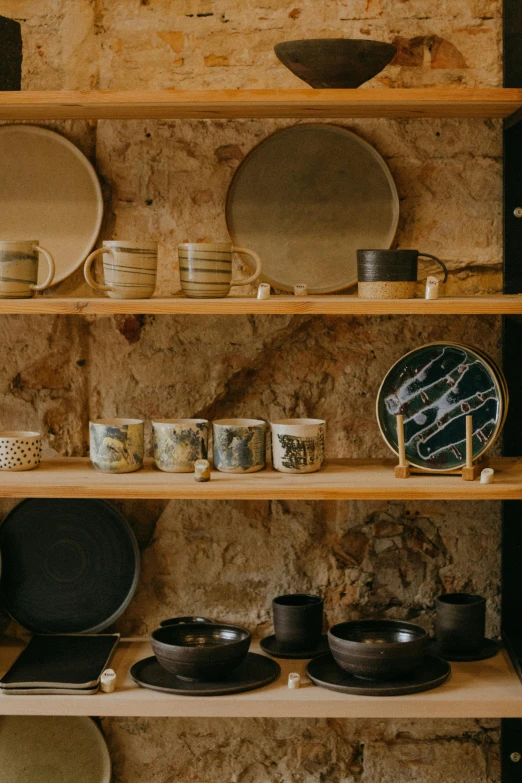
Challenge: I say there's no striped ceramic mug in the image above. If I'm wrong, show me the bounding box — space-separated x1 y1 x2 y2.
0 240 55 298
84 240 158 299
178 243 262 298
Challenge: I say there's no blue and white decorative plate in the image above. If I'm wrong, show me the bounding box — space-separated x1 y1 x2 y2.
376 342 506 472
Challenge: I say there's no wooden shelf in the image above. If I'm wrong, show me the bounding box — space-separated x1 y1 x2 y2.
1 296 521 316
1 457 521 500
0 637 519 718
0 89 521 120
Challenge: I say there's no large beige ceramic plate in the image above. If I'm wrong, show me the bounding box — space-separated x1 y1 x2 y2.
226 124 399 294
0 716 111 782
0 125 103 286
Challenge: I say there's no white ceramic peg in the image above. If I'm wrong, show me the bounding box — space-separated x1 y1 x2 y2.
257 283 271 300
194 458 211 482
100 669 116 693
294 284 308 296
480 468 494 484
288 672 301 689
425 276 439 300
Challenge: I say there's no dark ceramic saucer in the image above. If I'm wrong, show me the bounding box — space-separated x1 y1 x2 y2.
428 638 500 662
306 653 450 696
130 652 280 696
260 634 329 660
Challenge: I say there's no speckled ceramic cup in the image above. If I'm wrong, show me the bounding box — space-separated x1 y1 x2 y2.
0 431 41 471
89 418 144 473
357 250 448 299
270 419 325 473
152 419 209 473
213 419 267 473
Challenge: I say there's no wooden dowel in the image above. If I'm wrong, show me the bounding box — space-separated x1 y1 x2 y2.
396 415 408 468
465 415 473 469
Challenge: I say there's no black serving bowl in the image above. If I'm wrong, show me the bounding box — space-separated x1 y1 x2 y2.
274 39 397 89
151 623 251 680
328 620 429 680
160 616 214 627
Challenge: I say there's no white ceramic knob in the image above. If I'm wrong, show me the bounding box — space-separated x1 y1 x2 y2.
100 668 116 693
194 459 211 482
480 468 494 484
257 283 271 300
294 284 308 297
288 672 301 689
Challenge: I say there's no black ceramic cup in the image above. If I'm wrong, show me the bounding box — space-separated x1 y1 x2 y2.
435 593 486 653
272 594 323 649
357 249 448 299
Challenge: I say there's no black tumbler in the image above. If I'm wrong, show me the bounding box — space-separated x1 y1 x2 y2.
435 593 486 653
272 594 323 649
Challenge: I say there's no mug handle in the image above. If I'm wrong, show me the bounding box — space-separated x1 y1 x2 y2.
30 245 56 291
84 246 114 292
419 253 448 283
230 246 262 287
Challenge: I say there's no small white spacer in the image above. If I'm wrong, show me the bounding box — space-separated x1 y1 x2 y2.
100 669 116 693
480 468 494 484
257 283 271 300
288 672 301 689
425 276 439 300
194 459 211 482
294 284 308 296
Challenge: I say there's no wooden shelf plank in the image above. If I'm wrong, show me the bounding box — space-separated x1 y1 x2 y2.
0 89 521 120
1 296 521 316
0 637 519 718
0 457 521 500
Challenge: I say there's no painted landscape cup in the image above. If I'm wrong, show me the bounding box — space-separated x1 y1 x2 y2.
89 418 144 473
152 419 209 473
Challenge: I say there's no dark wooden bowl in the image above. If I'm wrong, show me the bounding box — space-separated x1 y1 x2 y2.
151 623 251 680
328 620 429 680
274 39 396 89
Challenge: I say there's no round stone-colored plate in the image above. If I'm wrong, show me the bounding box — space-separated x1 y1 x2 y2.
429 638 500 662
0 716 111 782
131 653 280 696
260 634 329 659
306 653 450 696
0 125 103 286
226 124 399 294
376 342 505 472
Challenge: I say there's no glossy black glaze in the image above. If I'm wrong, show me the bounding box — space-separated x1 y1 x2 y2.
435 593 486 653
429 636 499 662
260 633 329 660
272 594 323 649
274 39 396 89
328 620 429 680
159 616 214 627
357 249 448 283
151 622 251 680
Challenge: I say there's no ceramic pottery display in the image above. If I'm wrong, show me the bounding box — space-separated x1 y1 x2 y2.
0 16 22 90
0 499 139 633
260 633 329 660
151 622 251 680
160 616 214 627
0 716 111 782
0 126 103 286
0 431 41 471
306 652 450 696
90 418 144 473
131 652 280 696
226 124 398 294
433 593 499 662
270 418 325 473
213 418 267 473
357 249 448 299
178 242 262 298
152 419 209 472
0 634 119 694
328 620 429 680
376 343 506 472
274 39 396 88
272 594 324 650
84 240 158 299
0 240 55 298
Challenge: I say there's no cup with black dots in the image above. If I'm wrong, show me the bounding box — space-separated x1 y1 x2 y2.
0 431 41 471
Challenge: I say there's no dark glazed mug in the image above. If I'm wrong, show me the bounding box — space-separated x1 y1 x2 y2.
435 593 486 653
357 249 448 299
272 594 324 649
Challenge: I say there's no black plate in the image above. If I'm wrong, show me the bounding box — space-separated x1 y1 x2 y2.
0 634 119 688
260 634 329 659
131 653 280 696
306 653 450 696
429 637 500 662
0 499 139 633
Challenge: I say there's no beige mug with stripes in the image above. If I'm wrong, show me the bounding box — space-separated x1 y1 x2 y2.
0 240 55 298
84 240 158 299
178 242 262 298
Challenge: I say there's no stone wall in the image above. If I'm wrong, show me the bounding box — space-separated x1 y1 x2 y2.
0 1 504 781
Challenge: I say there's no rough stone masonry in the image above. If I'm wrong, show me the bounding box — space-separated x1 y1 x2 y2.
0 0 504 780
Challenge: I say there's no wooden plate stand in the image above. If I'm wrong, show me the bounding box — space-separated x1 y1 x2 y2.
394 414 489 481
